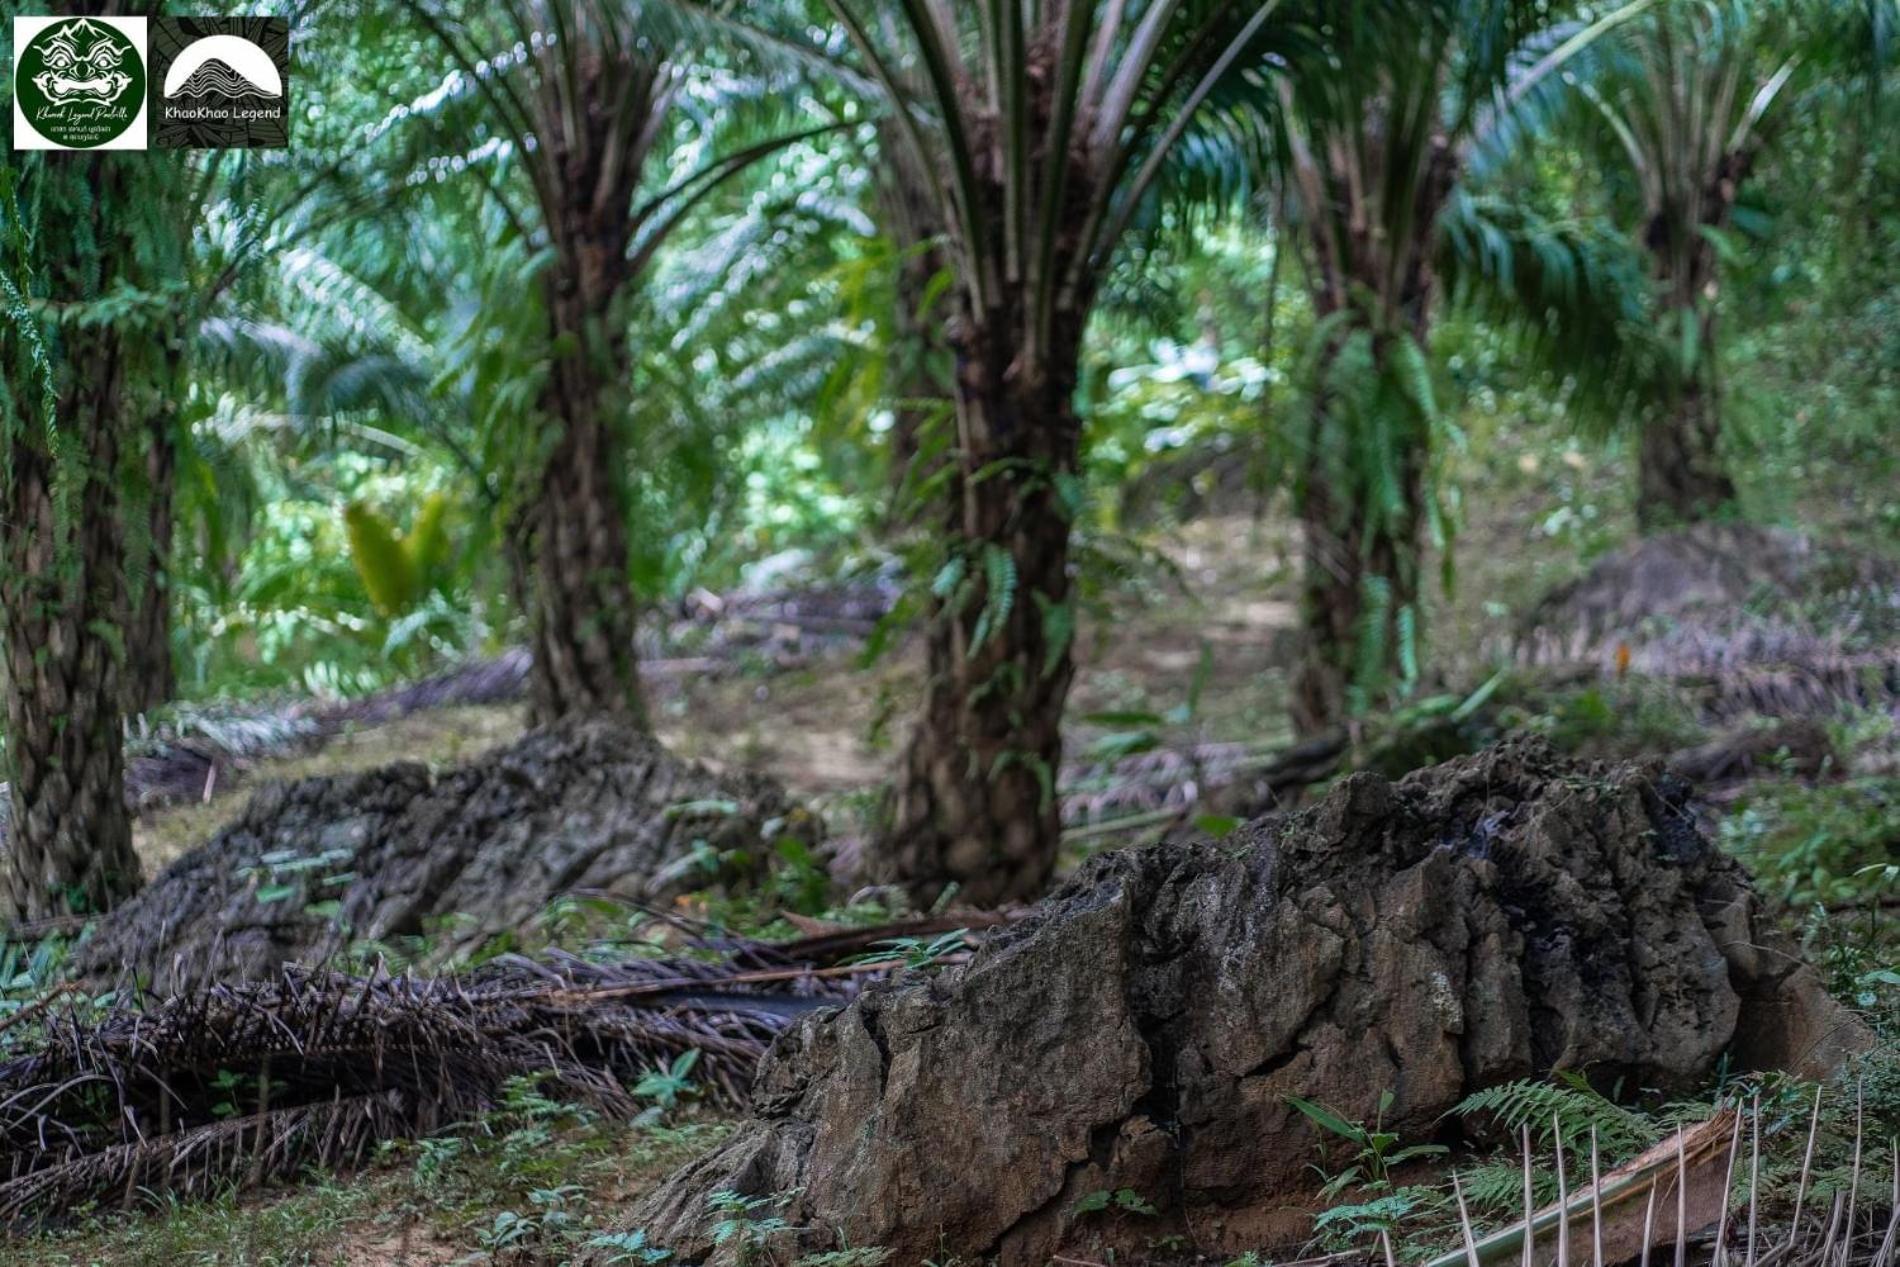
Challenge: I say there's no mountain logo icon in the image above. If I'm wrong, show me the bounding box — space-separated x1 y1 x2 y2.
161 34 281 99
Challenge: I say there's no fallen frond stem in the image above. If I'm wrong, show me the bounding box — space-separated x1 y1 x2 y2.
1432 1089 1900 1267
1425 1111 1742 1267
0 1092 406 1227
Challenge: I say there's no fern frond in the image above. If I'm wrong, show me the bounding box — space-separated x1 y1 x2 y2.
1454 1076 1663 1161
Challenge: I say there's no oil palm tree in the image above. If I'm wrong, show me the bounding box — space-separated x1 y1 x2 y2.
1260 0 1653 732
405 0 829 726
1574 0 1868 528
741 0 1293 906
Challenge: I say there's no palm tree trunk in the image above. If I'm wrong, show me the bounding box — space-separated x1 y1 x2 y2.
523 230 645 728
1638 308 1735 529
1279 123 1453 735
523 330 644 728
3 322 142 921
126 403 178 715
1287 236 1437 736
1289 380 1426 736
871 327 1082 908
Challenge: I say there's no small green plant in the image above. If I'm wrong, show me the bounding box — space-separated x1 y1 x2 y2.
498 1071 575 1122
709 1189 795 1264
530 1184 583 1238
1289 1091 1447 1250
1720 776 1900 907
851 929 969 971
475 1184 584 1257
591 1228 676 1263
0 934 72 1023
205 1067 277 1120
767 837 833 915
1312 1193 1423 1242
1070 1187 1158 1218
634 1050 701 1114
209 1067 247 1119
1290 1092 1449 1193
477 1207 540 1254
412 1134 466 1190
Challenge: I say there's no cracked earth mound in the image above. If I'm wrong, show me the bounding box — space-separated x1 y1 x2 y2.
77 720 811 993
617 739 1864 1265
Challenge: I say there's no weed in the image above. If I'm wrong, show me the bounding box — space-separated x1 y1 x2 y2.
1070 1188 1159 1219
1722 775 1900 908
709 1189 795 1265
633 1050 702 1115
591 1227 676 1263
849 929 969 971
1289 1091 1448 1252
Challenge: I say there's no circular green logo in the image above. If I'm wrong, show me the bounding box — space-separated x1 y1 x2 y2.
15 18 145 149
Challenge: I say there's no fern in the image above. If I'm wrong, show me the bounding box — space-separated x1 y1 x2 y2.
1454 1074 1663 1161
968 545 1017 655
930 555 966 600
1456 1158 1556 1219
1390 333 1438 424
1033 591 1075 680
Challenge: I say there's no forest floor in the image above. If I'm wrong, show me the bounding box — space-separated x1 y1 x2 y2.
29 511 1561 1266
132 491 1557 872
135 511 1311 872
18 442 1900 1267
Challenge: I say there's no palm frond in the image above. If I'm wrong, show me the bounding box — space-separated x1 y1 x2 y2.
0 918 1004 1231
1436 191 1656 429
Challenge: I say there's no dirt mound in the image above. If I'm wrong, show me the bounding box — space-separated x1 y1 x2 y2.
1515 525 1900 718
75 721 814 993
615 740 1865 1266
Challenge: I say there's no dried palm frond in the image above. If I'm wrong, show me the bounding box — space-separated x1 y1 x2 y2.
1059 735 1347 836
0 917 985 1231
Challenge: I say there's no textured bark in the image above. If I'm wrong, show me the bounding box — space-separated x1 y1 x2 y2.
126 400 179 715
0 154 143 921
1290 368 1428 735
870 317 1085 909
73 720 813 993
1281 119 1457 735
522 373 643 728
622 741 1867 1267
1638 359 1736 530
1636 141 1747 530
521 56 646 728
